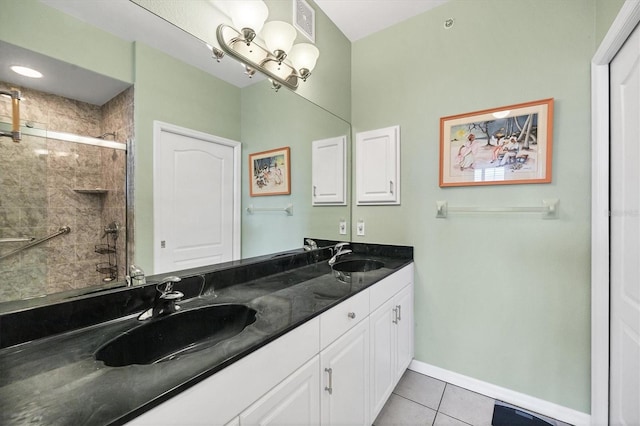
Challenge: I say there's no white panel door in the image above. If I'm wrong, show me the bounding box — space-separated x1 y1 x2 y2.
610 22 640 426
320 319 370 426
394 283 414 378
369 298 396 420
312 136 347 205
154 122 240 274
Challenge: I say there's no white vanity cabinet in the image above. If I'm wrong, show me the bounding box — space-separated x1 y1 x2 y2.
311 136 347 205
127 263 414 426
239 357 320 425
369 279 414 420
320 316 370 426
355 125 400 205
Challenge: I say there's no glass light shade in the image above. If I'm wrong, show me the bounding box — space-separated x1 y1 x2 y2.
289 43 319 72
261 21 297 55
228 1 269 34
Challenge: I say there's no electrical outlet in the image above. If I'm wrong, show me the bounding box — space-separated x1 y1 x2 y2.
357 219 365 236
339 219 347 235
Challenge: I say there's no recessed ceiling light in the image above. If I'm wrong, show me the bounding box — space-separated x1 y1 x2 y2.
10 65 43 78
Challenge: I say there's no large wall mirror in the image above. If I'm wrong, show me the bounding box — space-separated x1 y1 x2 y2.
0 0 351 311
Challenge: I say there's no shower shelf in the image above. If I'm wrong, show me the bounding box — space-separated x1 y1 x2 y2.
74 188 108 194
96 263 117 275
95 244 116 255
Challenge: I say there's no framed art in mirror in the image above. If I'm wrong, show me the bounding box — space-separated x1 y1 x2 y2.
249 147 291 196
439 98 554 187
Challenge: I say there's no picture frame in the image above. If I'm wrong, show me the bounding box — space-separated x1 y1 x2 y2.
439 98 554 187
249 147 291 196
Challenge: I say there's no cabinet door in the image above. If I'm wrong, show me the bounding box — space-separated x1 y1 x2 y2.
320 319 370 426
355 125 400 205
312 136 347 205
369 298 397 420
240 357 320 426
394 283 414 378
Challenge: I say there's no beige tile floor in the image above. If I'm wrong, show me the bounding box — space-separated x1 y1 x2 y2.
374 370 571 426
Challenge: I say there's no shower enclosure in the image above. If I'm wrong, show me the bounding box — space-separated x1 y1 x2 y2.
0 82 132 303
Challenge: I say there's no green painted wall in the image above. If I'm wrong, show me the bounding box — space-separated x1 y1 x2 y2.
595 0 625 46
240 81 350 258
0 0 133 84
133 42 241 271
351 0 595 413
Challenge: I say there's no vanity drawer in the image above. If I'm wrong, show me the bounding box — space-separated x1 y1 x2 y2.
320 288 369 349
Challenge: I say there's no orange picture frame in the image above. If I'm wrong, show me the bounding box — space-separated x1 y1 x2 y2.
249 147 291 196
439 98 554 187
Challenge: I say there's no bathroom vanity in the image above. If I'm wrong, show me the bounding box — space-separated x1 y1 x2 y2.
0 243 413 426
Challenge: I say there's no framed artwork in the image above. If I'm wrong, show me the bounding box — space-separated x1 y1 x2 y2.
249 147 291 196
439 98 554 187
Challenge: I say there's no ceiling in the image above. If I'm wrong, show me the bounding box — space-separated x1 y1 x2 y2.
2 0 447 105
314 0 448 41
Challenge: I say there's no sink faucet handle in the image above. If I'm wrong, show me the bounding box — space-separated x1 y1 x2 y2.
157 276 181 293
334 242 350 253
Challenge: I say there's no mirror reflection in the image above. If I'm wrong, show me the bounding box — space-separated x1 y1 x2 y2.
0 0 350 308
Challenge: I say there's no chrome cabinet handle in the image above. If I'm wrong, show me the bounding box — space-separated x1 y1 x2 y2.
397 304 402 321
392 307 398 324
324 368 333 395
313 185 317 197
390 180 394 194
347 312 356 319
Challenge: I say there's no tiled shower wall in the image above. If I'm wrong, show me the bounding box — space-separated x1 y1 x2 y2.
0 82 133 303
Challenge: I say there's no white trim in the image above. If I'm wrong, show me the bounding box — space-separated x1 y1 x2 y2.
152 120 241 273
409 360 591 426
591 1 640 424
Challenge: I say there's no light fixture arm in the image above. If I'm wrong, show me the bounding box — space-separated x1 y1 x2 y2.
216 24 300 90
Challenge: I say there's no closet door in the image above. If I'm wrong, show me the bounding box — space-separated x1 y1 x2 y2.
609 22 640 426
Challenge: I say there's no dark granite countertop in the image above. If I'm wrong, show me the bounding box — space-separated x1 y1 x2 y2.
0 246 412 426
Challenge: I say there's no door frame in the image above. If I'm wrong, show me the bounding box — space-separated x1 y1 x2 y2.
591 1 640 423
152 120 241 271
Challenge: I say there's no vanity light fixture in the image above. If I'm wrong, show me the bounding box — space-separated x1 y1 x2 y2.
213 0 319 91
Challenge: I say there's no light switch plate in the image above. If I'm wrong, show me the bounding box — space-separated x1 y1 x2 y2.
357 219 365 236
339 219 347 235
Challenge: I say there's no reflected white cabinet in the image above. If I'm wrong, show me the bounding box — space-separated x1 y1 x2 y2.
239 357 320 425
320 319 370 426
355 125 400 205
312 136 347 205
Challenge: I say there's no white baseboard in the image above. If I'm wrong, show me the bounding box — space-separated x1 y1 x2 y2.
409 360 591 426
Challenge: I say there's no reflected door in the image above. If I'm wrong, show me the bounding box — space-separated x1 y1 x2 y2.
610 22 640 425
153 122 240 274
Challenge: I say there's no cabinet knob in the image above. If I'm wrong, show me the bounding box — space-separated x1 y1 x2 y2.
347 312 356 319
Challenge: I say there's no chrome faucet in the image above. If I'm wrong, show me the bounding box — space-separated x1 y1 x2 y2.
138 276 184 321
328 242 352 265
303 239 318 251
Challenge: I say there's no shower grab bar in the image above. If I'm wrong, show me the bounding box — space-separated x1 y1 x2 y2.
0 226 71 260
0 237 36 244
